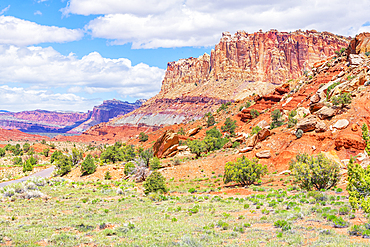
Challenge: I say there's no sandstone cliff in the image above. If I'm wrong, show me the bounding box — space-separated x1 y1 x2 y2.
113 29 349 126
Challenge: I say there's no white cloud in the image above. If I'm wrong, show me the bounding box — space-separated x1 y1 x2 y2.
0 45 165 99
0 85 97 112
61 0 181 16
0 16 83 46
0 5 10 15
34 10 42 16
78 0 370 48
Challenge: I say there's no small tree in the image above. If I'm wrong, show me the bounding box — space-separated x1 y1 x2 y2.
250 109 259 119
250 126 261 136
206 112 216 127
81 154 96 175
42 148 50 157
347 157 370 213
104 171 112 180
71 148 83 166
23 156 37 173
140 148 154 167
221 117 237 136
0 148 5 157
139 132 149 142
223 156 267 186
56 155 73 176
143 171 168 194
331 93 352 108
13 157 23 166
23 143 30 153
291 153 340 190
177 127 186 135
288 110 298 128
50 150 63 164
187 139 207 158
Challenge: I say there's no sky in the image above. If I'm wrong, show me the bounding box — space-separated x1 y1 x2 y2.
0 0 369 112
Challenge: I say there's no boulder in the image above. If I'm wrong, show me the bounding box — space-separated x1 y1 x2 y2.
309 102 325 113
296 107 310 118
348 54 364 66
333 119 349 130
335 134 366 150
310 94 321 104
245 134 258 148
351 124 358 132
153 130 179 158
239 147 253 153
256 150 271 159
316 106 337 120
256 120 269 129
186 127 200 136
322 150 342 167
257 128 271 141
177 145 189 151
315 121 327 132
297 115 317 132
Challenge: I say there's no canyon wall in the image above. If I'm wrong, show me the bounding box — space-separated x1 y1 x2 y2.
113 29 350 126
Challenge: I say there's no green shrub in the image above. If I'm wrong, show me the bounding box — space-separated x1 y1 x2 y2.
250 126 261 136
291 153 340 190
221 117 237 135
13 157 23 166
270 109 283 129
295 129 303 139
206 112 216 127
149 157 161 170
326 82 341 99
81 154 96 175
274 220 291 231
0 148 5 157
139 132 149 142
56 155 73 176
71 148 83 166
250 109 259 119
177 127 185 136
140 148 154 167
331 93 352 108
124 162 136 175
23 143 30 153
50 150 63 164
287 110 297 128
143 171 168 194
42 148 50 157
187 139 207 158
223 156 267 186
217 103 228 113
100 145 124 163
365 52 370 56
23 156 37 173
104 171 112 180
362 123 370 156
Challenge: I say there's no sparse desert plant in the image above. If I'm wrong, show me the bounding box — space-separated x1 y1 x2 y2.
274 220 291 231
288 110 298 128
331 93 352 108
187 139 207 158
250 126 261 136
13 156 23 166
143 171 168 194
223 156 267 186
206 112 216 127
104 171 112 180
23 156 37 173
81 154 96 175
221 117 237 136
139 132 149 142
270 109 284 129
50 150 63 164
55 155 73 176
250 109 259 119
362 123 370 156
291 153 340 190
140 148 154 167
71 148 83 166
295 129 303 139
42 148 50 157
23 143 31 153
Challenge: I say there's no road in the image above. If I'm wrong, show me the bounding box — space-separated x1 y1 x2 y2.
0 166 55 188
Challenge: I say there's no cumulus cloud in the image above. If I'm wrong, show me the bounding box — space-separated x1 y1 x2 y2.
77 0 370 48
0 85 97 112
0 16 83 46
0 45 165 99
34 10 42 16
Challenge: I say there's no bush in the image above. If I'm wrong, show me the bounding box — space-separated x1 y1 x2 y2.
140 148 154 167
363 123 370 156
270 109 284 129
42 148 50 157
23 143 30 153
291 153 340 190
13 157 23 166
331 93 352 108
149 157 161 170
55 155 73 176
104 171 112 180
0 148 5 157
287 110 297 128
274 220 291 231
217 103 228 113
71 148 83 166
295 129 303 139
124 162 136 175
221 117 237 136
250 126 261 136
223 156 267 186
81 154 96 175
206 113 216 127
250 109 259 119
139 132 149 142
177 127 185 135
50 150 63 164
187 139 207 158
100 145 124 163
23 156 37 173
143 171 168 194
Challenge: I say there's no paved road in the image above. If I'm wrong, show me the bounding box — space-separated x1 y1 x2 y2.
0 166 55 188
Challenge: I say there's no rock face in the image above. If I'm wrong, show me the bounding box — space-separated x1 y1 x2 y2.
114 29 349 127
153 130 179 158
346 32 370 55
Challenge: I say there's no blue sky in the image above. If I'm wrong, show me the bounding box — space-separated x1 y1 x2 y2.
0 0 369 112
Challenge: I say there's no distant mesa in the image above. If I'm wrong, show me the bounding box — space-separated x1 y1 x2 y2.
0 99 144 134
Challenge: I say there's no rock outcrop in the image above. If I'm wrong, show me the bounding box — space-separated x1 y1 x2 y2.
153 130 179 158
346 32 370 55
113 29 349 127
